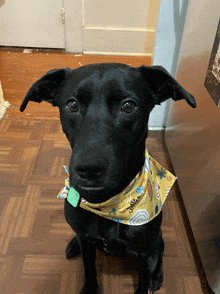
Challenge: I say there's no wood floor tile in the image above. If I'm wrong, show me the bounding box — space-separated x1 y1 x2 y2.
0 51 151 122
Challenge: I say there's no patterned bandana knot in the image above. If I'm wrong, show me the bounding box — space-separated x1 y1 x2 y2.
58 148 177 226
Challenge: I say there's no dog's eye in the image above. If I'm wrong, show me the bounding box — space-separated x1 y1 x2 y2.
121 101 136 113
66 100 78 112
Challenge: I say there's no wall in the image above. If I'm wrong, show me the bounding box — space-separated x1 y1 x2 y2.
0 0 64 48
150 0 189 128
0 0 159 56
82 0 159 56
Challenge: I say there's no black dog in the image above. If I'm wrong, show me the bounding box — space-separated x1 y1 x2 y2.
20 64 196 294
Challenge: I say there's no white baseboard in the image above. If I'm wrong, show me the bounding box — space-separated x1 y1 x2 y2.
83 51 151 57
0 101 10 119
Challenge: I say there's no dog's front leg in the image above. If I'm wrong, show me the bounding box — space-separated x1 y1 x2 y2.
135 252 158 294
77 236 98 294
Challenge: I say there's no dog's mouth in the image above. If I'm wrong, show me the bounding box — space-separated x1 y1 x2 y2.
79 186 105 192
73 184 123 203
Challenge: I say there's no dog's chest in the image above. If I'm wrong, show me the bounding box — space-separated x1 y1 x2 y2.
84 220 139 257
65 202 147 256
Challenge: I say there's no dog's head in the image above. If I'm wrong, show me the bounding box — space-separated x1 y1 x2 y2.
20 64 196 203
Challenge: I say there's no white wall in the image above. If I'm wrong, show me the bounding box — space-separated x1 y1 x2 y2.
0 0 65 48
149 0 190 129
82 0 159 56
0 0 159 56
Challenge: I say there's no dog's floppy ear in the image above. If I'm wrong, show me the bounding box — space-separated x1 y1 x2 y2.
20 68 72 112
140 65 196 108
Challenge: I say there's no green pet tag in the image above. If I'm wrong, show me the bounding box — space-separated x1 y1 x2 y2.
67 187 81 207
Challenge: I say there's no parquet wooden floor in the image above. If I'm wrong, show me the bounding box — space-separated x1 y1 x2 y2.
0 51 213 293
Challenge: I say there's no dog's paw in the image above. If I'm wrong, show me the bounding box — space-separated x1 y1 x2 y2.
66 236 81 259
149 255 164 292
135 287 149 294
80 282 99 294
149 272 163 293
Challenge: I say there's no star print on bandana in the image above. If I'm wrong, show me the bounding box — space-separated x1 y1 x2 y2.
157 167 167 180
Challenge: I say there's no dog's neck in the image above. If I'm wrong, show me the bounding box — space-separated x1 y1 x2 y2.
58 148 177 226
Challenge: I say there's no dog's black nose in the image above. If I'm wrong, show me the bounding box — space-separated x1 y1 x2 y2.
76 165 106 181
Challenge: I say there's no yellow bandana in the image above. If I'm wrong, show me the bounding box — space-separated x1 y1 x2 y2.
58 149 177 226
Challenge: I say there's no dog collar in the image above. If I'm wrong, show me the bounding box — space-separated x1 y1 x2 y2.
58 148 177 226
